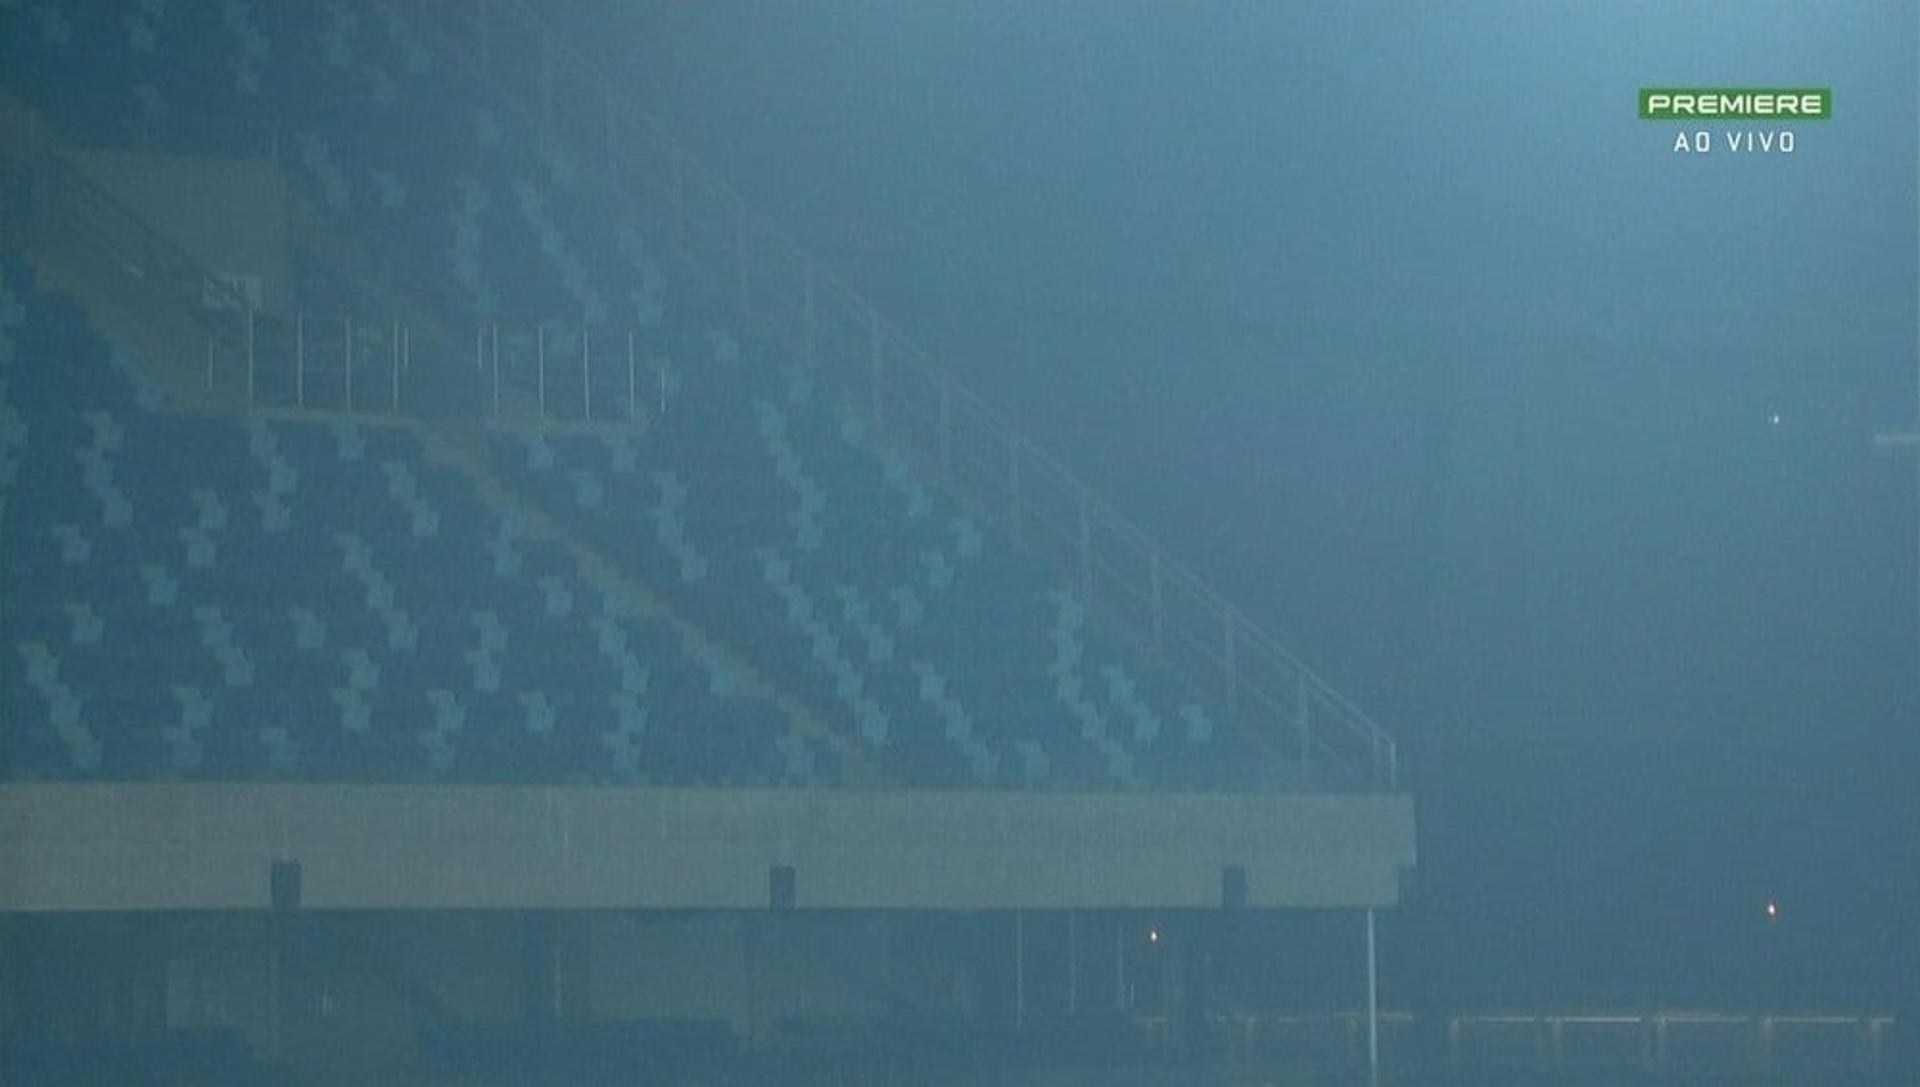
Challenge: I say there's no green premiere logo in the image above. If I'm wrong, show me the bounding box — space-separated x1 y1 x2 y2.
1639 87 1831 121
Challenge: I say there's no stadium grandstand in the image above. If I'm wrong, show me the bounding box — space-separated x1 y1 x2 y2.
0 2 1421 1083
26 7 1885 1087
2 2 1912 1085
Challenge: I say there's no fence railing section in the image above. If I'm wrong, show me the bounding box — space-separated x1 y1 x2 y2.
244 312 409 415
474 322 661 427
1146 1009 1895 1076
209 313 661 427
1446 1010 1893 1077
433 1 1397 788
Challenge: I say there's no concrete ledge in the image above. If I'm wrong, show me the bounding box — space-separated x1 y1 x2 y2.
0 783 1415 912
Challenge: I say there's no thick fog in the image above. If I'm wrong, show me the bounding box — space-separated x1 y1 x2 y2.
605 1 1920 1004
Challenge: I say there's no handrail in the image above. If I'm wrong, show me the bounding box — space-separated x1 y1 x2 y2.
431 0 1398 788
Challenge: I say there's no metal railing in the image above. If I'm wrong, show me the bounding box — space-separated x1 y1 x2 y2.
222 313 669 427
430 1 1398 788
1176 1008 1895 1077
473 321 661 427
1446 1009 1894 1077
244 311 408 415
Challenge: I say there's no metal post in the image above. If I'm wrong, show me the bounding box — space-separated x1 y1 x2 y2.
245 306 256 408
267 914 282 1060
602 94 615 171
343 315 353 411
1149 551 1164 653
582 320 592 421
551 915 563 1021
939 376 953 479
537 323 547 420
390 319 401 412
670 148 685 244
1014 911 1025 1031
1078 495 1093 604
1365 908 1379 1087
295 312 305 407
1298 677 1312 775
1067 910 1078 1015
803 263 816 368
538 34 554 137
868 307 885 432
735 200 750 312
1009 438 1023 548
1223 612 1238 717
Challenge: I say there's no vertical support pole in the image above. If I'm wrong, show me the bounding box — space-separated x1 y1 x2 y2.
670 148 685 246
1078 494 1093 604
582 319 592 421
1365 908 1379 1087
735 200 750 313
803 263 816 368
537 323 547 421
868 306 885 432
1014 911 1025 1031
538 33 554 137
1067 910 1078 1015
1149 550 1164 654
551 915 564 1021
1009 438 1023 548
1222 612 1238 717
390 319 401 413
477 0 492 80
245 305 256 408
267 913 282 1061
627 331 637 422
295 312 305 408
343 315 353 411
938 376 953 480
1298 677 1312 777
603 93 616 172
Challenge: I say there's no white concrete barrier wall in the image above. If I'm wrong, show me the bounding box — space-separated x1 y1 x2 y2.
0 784 1415 912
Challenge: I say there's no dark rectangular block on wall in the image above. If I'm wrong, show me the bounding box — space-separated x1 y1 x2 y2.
770 865 796 911
1222 865 1247 910
270 859 301 911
